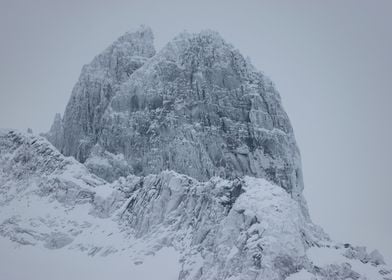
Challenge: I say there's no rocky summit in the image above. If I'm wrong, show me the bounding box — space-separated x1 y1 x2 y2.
2 26 390 280
46 27 303 200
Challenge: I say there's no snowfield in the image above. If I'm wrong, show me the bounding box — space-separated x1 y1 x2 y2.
0 237 180 280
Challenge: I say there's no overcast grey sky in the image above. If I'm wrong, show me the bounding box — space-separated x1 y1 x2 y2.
0 0 391 263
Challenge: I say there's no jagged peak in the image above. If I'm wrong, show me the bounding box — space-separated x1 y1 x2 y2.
166 29 237 61
107 24 154 50
120 25 154 42
55 26 158 162
127 28 256 87
172 29 230 46
81 25 156 75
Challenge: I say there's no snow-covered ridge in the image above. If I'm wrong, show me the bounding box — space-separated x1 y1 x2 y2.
1 130 390 279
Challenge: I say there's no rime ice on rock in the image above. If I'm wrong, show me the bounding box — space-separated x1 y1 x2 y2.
52 25 155 162
47 28 304 205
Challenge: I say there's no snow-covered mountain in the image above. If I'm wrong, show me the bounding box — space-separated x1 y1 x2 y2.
45 27 303 199
1 26 391 279
45 26 156 162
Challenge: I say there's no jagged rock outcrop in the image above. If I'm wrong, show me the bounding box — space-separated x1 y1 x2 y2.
119 171 320 280
100 31 302 196
0 130 126 252
0 130 390 280
54 26 155 162
0 130 107 208
47 28 304 203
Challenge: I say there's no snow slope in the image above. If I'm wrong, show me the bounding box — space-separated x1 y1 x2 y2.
0 237 180 280
1 130 390 279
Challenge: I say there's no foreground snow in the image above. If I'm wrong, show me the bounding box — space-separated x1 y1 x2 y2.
1 130 391 279
0 237 180 280
308 246 389 280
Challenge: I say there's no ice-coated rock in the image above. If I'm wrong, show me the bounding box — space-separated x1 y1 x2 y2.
119 171 322 280
84 143 132 182
53 25 155 162
1 130 390 280
47 28 304 202
0 130 107 208
0 130 127 251
100 30 303 196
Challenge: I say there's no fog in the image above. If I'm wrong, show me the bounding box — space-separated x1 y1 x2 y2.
0 0 391 263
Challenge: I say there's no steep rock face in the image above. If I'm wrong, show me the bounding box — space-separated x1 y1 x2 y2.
1 130 390 280
100 31 302 196
46 28 303 199
57 26 155 162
